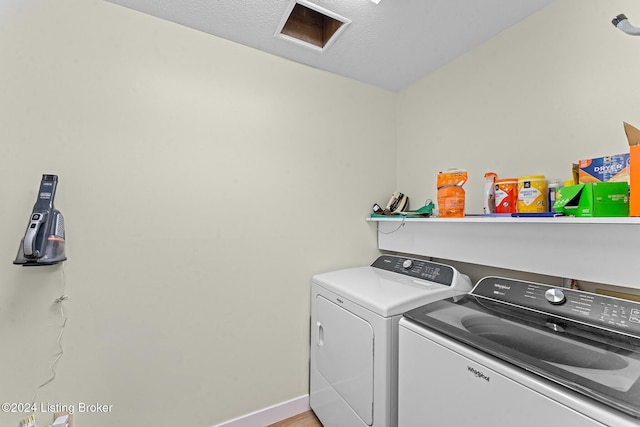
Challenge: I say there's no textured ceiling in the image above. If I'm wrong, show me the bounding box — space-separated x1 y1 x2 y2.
106 0 556 92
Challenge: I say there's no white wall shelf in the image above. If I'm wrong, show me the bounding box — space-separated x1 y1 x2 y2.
368 216 640 289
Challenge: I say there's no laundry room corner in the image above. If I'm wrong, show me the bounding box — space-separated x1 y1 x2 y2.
8 0 640 426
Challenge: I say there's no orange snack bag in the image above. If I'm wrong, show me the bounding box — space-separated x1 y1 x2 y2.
437 170 468 218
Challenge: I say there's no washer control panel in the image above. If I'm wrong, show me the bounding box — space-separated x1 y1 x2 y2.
370 255 455 287
472 276 640 336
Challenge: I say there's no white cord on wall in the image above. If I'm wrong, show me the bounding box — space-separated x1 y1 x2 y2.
29 265 69 417
378 216 406 234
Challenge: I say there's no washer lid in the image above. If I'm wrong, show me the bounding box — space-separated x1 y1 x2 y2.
312 264 469 317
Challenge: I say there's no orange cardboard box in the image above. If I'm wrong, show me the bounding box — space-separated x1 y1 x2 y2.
623 122 640 216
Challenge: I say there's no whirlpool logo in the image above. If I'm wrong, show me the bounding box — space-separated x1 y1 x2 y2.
467 366 490 382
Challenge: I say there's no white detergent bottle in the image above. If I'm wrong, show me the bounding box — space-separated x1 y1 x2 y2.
483 172 497 214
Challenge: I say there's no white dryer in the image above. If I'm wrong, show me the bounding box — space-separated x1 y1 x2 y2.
310 255 472 427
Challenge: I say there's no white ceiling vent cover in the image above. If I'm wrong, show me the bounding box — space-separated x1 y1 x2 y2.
275 0 351 52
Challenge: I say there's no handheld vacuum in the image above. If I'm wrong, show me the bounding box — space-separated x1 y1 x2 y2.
14 174 67 266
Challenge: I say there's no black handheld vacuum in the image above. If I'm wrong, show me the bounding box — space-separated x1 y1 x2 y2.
14 174 67 266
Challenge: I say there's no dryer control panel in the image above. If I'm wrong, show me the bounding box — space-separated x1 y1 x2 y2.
371 255 455 287
473 276 640 337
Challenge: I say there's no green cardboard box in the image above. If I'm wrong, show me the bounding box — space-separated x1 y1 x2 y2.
554 182 629 217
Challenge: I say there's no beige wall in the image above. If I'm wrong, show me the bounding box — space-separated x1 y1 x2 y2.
397 0 640 214
0 1 396 425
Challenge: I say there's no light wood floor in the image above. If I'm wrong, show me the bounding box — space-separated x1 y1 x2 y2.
267 410 323 427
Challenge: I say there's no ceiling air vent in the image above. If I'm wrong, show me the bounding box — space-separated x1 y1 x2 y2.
276 0 351 52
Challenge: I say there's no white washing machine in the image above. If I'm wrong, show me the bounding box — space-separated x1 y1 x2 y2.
398 276 640 427
309 254 472 427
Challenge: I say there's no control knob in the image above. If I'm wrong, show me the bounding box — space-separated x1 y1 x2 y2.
402 259 413 269
545 288 566 305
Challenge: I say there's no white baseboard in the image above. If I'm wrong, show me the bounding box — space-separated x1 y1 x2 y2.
213 394 310 427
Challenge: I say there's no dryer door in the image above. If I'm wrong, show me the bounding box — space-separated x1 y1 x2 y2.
315 295 374 425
